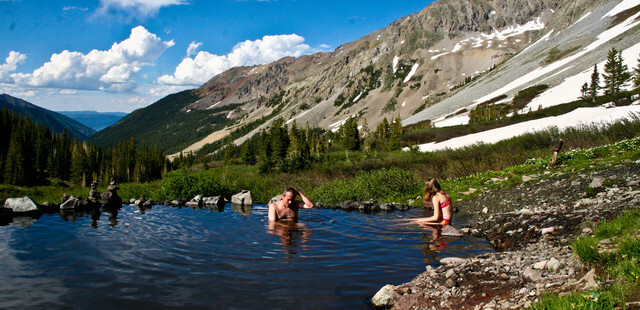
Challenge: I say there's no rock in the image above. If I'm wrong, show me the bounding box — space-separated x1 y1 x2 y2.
522 175 533 182
460 227 471 234
517 208 534 215
4 196 39 213
445 269 456 278
60 196 79 210
541 227 555 235
39 202 58 212
533 261 547 270
202 196 225 208
442 225 464 237
547 257 561 272
581 268 599 289
523 268 542 281
462 188 477 195
445 278 457 288
589 176 604 188
231 190 252 205
87 181 101 203
440 257 469 267
482 207 488 214
371 284 398 307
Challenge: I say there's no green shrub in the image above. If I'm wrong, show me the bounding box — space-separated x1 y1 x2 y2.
573 236 600 265
531 291 618 310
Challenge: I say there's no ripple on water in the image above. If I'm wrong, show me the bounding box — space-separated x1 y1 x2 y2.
0 203 493 309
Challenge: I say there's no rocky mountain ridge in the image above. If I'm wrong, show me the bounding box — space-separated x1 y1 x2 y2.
89 0 639 155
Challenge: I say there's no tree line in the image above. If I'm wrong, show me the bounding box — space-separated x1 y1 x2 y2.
0 108 168 187
580 47 640 103
210 115 404 173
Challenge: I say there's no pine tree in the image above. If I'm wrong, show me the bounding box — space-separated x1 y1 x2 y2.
589 64 600 102
603 48 631 98
579 82 589 101
341 117 361 151
634 53 640 88
388 116 403 151
240 140 257 165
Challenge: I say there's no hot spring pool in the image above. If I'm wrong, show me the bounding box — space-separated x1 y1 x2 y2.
0 203 493 309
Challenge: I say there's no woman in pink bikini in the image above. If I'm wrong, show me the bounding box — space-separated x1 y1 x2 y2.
408 178 453 227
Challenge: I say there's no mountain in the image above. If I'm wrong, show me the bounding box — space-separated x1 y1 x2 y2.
0 94 96 139
89 0 640 154
58 111 128 131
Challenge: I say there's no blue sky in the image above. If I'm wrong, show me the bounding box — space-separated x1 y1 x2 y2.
0 0 434 112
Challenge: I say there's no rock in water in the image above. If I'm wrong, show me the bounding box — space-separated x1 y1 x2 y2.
442 225 463 237
231 190 252 205
372 284 398 307
4 196 39 213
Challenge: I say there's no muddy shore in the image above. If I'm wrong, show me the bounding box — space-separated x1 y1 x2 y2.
373 160 640 309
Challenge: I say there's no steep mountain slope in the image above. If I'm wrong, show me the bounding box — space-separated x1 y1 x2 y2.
59 111 127 131
91 0 639 155
0 94 96 139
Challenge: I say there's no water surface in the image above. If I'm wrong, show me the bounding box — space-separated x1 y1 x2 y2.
0 204 492 309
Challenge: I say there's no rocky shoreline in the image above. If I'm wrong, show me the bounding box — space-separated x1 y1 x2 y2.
373 160 640 309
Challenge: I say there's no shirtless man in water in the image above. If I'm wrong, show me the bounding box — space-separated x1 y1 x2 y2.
268 187 314 221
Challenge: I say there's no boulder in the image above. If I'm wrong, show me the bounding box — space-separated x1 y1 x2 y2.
371 284 399 308
231 190 252 205
186 195 203 208
4 196 39 213
60 196 79 210
202 196 225 208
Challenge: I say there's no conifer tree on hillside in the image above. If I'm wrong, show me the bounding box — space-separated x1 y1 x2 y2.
580 82 590 101
602 47 631 98
388 116 403 151
341 117 361 151
634 53 640 88
589 64 600 102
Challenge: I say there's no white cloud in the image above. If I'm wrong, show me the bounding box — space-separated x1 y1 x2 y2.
186 41 202 57
11 26 174 93
157 34 311 86
63 6 89 11
96 0 188 19
0 51 26 82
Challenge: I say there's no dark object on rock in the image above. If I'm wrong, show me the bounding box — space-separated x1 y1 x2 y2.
101 181 123 208
60 193 70 205
88 181 101 203
39 202 59 212
4 196 40 214
548 139 564 169
231 190 252 206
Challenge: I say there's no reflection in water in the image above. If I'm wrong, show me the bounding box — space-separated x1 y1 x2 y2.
420 225 447 261
267 220 312 255
100 206 120 227
231 203 252 216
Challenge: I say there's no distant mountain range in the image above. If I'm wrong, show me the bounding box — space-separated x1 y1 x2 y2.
0 94 95 140
89 0 640 155
58 111 128 131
